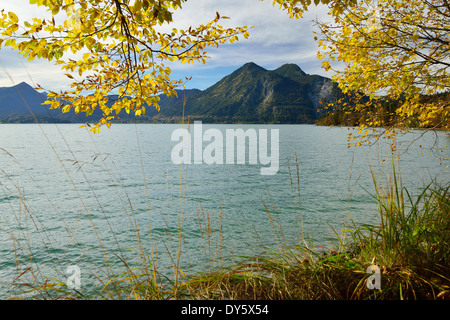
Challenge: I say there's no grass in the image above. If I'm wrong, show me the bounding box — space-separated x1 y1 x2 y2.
176 160 450 300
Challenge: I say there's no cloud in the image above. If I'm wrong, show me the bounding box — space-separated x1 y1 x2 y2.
171 0 326 55
165 0 333 89
0 47 71 90
165 6 322 88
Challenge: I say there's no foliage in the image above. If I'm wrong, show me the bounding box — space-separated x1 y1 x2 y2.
317 92 449 133
312 0 450 142
0 0 249 133
267 0 358 18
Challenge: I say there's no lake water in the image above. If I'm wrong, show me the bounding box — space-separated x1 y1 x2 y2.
0 123 448 298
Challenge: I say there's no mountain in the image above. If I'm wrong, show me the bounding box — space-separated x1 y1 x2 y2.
149 62 341 123
0 63 341 124
0 82 47 114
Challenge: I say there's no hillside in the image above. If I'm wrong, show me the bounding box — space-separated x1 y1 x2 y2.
147 62 341 123
0 63 341 124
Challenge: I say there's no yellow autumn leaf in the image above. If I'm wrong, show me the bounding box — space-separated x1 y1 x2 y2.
50 100 60 109
83 52 91 62
8 12 18 24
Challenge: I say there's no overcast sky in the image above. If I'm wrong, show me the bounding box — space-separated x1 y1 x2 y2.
0 0 332 91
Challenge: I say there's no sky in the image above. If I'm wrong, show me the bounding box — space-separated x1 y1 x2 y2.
0 0 332 92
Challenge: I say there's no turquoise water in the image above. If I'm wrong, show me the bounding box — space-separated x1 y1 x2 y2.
0 123 448 297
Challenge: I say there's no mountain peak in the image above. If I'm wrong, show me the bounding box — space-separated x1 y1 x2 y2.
1 81 26 89
241 62 266 71
273 64 307 78
13 81 34 89
3 82 40 93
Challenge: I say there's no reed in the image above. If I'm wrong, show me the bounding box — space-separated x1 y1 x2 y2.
179 157 450 300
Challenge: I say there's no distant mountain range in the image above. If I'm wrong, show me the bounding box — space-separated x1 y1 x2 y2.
0 62 342 124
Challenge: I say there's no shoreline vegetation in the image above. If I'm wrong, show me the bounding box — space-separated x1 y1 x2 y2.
317 92 449 131
179 167 450 300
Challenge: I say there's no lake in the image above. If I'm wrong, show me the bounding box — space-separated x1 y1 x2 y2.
0 123 448 297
